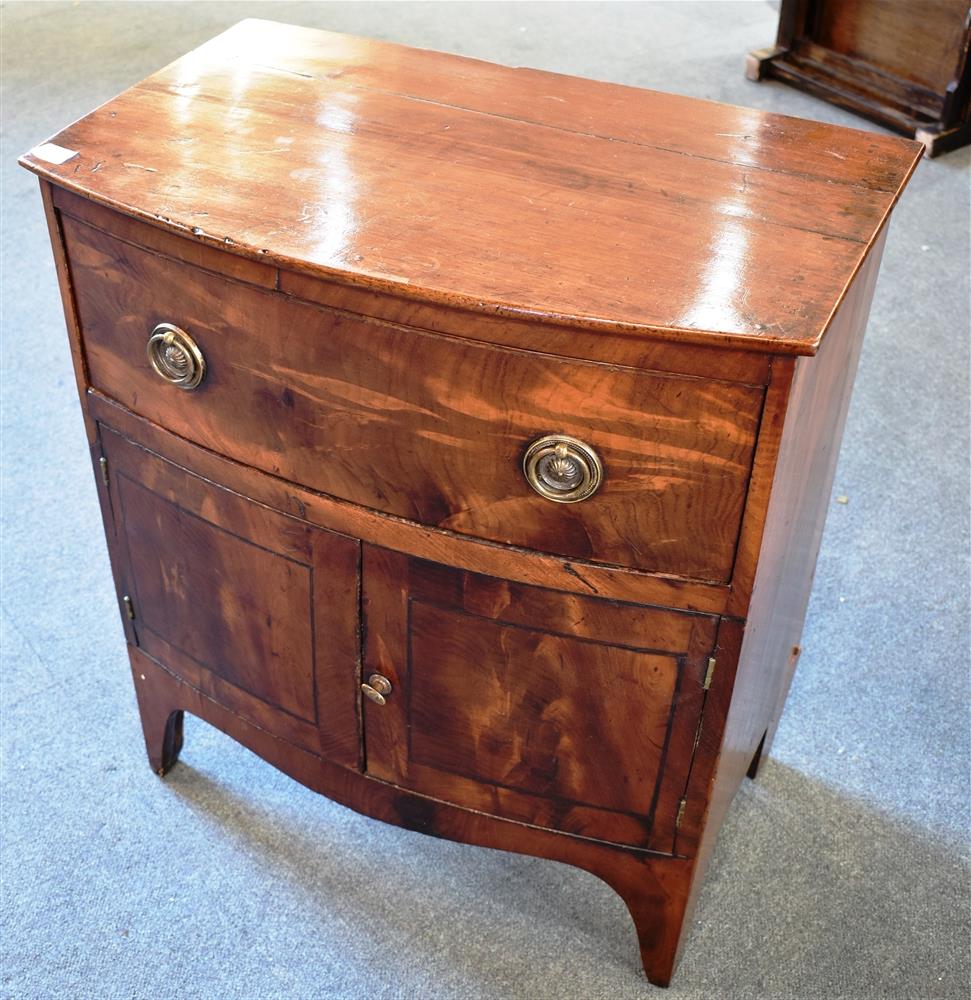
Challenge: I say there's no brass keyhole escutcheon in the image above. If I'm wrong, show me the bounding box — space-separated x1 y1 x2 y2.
147 322 206 389
361 673 393 706
523 434 603 503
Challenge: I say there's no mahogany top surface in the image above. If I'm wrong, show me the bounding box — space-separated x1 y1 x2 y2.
20 19 922 355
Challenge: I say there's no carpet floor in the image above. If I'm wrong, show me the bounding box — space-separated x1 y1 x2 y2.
2 3 969 998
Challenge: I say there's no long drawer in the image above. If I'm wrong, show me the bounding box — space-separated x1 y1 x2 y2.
64 212 764 582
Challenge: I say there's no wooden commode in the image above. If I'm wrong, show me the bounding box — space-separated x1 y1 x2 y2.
21 21 922 986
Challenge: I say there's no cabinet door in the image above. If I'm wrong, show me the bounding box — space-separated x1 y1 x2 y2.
362 548 718 853
98 426 361 767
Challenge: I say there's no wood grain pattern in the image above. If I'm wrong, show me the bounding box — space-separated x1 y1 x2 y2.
723 226 888 784
20 20 922 354
128 644 696 986
750 0 971 155
99 426 362 767
672 226 889 946
23 21 922 988
813 0 968 94
85 390 732 615
119 472 317 720
362 548 717 853
53 185 772 383
65 216 763 582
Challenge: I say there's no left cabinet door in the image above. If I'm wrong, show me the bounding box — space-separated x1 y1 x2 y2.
97 425 362 768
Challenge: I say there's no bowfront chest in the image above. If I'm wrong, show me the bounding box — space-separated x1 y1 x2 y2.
21 21 921 986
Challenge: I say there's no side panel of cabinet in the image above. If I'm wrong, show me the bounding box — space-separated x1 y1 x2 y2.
97 425 362 767
362 547 718 853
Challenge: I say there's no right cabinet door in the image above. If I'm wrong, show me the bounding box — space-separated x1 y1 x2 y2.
362 548 718 853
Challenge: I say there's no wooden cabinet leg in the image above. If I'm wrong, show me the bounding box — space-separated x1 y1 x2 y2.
592 853 695 987
746 729 769 780
129 653 184 776
746 643 803 781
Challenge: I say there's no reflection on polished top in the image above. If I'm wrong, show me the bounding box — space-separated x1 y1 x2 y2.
19 19 923 355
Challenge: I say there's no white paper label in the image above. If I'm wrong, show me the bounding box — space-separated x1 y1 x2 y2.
31 143 79 165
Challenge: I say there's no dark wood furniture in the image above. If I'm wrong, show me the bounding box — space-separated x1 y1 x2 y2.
20 21 922 987
747 0 971 156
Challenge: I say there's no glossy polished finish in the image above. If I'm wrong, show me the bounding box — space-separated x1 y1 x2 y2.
19 19 922 356
23 21 923 990
58 206 763 581
362 549 718 854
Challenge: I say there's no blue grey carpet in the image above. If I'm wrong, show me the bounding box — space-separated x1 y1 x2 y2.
1 3 969 998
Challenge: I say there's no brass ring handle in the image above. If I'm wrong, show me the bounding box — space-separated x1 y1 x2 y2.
147 323 206 390
361 673 392 706
523 434 603 503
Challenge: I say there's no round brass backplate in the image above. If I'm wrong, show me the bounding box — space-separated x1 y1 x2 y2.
523 434 603 503
147 322 206 390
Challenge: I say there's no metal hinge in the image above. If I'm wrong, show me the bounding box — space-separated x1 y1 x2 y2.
122 595 135 620
675 797 687 829
703 656 716 691
99 455 110 487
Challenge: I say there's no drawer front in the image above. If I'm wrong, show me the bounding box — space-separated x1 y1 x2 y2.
98 425 361 766
66 214 764 582
361 549 719 853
